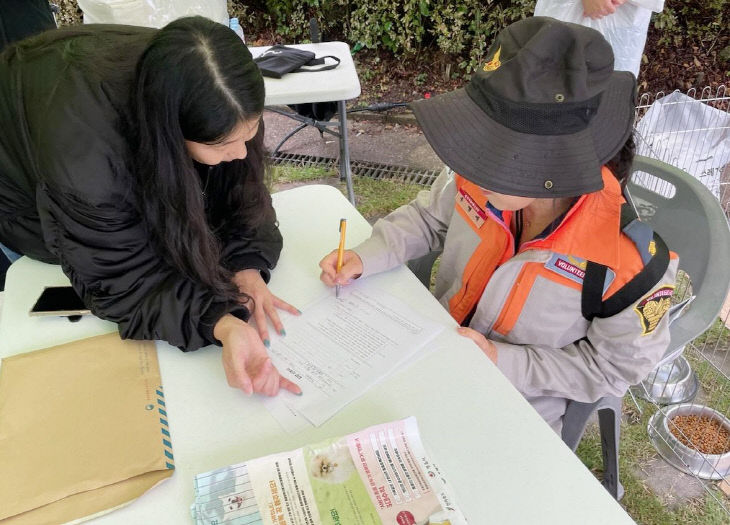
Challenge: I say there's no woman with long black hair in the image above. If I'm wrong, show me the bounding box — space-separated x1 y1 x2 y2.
0 16 300 396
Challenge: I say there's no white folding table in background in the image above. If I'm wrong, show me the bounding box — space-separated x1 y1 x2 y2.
252 42 361 203
0 185 635 524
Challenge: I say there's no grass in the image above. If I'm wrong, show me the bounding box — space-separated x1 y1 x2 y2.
673 270 692 305
273 164 730 525
691 317 730 350
271 164 336 185
349 177 424 220
271 163 425 221
685 344 730 417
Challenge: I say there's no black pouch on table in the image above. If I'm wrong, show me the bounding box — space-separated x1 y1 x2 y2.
254 44 340 79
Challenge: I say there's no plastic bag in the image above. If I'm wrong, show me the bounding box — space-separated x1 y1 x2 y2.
628 0 664 12
635 91 730 200
77 0 228 28
534 0 662 77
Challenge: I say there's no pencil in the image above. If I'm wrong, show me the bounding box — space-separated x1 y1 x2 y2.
335 218 347 298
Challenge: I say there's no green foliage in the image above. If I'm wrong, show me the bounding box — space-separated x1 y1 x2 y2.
349 0 536 75
349 0 428 54
264 0 332 40
652 0 729 46
240 0 538 76
229 0 348 42
430 1 495 75
242 0 724 78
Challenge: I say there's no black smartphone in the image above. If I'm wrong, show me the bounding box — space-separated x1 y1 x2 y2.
29 286 91 317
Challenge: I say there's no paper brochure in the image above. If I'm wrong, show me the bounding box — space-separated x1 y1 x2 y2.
190 417 466 525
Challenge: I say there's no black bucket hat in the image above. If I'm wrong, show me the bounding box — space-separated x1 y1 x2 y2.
410 16 636 198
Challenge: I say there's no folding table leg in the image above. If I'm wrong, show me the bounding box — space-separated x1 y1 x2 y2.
337 100 355 204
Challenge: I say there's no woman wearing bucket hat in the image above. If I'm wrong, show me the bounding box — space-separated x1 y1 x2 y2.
320 17 678 433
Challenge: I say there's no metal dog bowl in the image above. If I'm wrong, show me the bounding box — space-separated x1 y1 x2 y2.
631 355 699 405
648 403 730 480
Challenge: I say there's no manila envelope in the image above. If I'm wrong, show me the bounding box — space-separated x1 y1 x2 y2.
0 333 174 524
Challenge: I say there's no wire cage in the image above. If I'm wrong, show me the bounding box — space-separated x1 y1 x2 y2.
630 85 730 513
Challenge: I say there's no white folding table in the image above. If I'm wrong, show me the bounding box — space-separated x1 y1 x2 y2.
0 185 634 524
252 42 361 203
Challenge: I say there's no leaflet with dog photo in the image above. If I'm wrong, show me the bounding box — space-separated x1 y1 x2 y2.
190 417 465 525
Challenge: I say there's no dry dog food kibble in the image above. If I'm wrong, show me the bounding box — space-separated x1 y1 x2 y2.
669 415 730 455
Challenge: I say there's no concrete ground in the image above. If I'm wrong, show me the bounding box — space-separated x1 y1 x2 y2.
262 109 444 171
263 107 723 512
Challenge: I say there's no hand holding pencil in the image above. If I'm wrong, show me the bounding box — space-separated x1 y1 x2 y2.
318 219 363 291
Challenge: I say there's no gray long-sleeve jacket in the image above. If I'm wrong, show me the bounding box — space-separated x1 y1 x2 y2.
354 167 678 403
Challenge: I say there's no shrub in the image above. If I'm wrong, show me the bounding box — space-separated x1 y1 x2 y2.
652 0 728 47
230 0 725 77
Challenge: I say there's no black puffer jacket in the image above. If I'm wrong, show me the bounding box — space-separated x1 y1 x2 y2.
0 26 282 350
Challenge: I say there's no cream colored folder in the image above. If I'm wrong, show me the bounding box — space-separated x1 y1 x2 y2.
0 333 174 524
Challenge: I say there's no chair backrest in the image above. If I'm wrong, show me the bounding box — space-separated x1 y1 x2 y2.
627 155 730 364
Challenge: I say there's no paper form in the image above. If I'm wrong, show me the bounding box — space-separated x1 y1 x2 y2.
265 284 443 428
262 396 312 434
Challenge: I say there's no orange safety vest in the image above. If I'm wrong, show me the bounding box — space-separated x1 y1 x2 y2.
447 167 652 327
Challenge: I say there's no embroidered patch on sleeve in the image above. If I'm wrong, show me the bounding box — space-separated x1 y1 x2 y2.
544 253 615 293
634 285 675 335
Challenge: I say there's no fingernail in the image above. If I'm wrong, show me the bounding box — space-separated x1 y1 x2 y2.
279 329 286 336
296 390 303 396
296 308 302 314
263 339 270 348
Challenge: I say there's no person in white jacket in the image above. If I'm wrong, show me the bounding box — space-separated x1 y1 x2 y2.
534 0 664 77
